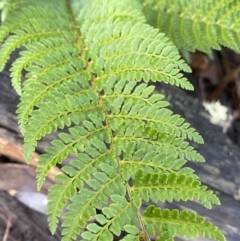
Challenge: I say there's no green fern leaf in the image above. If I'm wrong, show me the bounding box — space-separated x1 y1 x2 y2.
47 149 116 233
119 142 198 181
92 21 193 90
62 193 134 241
123 225 140 236
23 92 101 162
131 170 220 208
143 205 225 241
104 79 203 144
36 123 109 189
0 0 227 241
10 39 71 95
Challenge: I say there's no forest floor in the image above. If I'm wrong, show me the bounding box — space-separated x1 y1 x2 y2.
1 48 240 241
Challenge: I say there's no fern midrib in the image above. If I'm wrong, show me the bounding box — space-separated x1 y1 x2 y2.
98 31 170 51
65 9 130 234
9 29 61 44
131 183 204 194
102 51 180 67
142 215 215 235
35 58 72 77
103 94 153 106
72 88 92 97
47 127 106 161
95 66 181 82
19 60 73 131
85 8 145 237
108 114 186 135
114 136 188 158
126 183 150 241
73 150 110 178
121 159 178 174
65 0 82 45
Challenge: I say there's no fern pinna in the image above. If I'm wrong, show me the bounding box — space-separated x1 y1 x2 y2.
0 0 228 241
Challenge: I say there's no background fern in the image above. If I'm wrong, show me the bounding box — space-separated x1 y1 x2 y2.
140 0 240 53
0 0 231 240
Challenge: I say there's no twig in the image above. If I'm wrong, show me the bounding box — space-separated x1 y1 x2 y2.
207 48 240 102
2 215 12 241
207 64 240 101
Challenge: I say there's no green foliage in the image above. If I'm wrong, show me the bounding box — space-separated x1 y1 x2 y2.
143 206 225 241
140 0 240 53
0 0 235 240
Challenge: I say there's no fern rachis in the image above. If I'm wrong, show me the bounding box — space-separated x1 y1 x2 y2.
0 0 235 240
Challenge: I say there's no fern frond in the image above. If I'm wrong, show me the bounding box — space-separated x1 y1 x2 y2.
80 195 134 241
92 21 193 90
140 0 240 53
0 2 69 72
23 91 101 162
47 149 117 233
62 193 133 241
36 122 110 189
10 38 72 95
103 80 204 163
143 205 225 241
0 0 226 241
17 49 85 134
104 79 203 144
77 0 192 90
119 140 198 181
0 0 80 133
114 130 204 162
131 170 219 208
